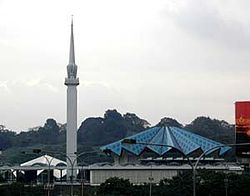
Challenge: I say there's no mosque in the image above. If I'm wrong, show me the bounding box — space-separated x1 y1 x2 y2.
0 19 241 186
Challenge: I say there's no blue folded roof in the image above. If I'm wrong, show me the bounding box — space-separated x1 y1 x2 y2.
100 126 231 156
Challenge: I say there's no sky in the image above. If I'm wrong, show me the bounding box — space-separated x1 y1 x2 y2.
1 0 250 131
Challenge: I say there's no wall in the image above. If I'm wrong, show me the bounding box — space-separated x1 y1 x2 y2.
90 168 177 185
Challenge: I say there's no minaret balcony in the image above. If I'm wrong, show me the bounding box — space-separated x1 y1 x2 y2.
64 77 79 85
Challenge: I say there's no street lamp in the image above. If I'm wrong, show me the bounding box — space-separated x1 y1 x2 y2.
76 154 98 196
33 149 97 196
32 150 56 196
69 151 96 196
224 177 229 196
22 150 55 196
0 148 3 167
148 164 154 196
122 139 244 196
192 142 250 196
31 149 74 195
43 155 55 196
122 139 194 196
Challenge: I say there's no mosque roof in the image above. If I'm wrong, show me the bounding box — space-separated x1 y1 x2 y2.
20 154 67 178
100 126 231 156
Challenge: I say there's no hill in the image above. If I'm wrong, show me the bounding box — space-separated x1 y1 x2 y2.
78 109 150 146
0 110 235 164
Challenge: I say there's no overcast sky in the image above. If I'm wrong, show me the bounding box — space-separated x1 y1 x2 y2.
1 0 250 131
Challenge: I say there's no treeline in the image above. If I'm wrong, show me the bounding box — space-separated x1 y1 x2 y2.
0 109 235 164
0 119 65 150
97 171 250 196
0 109 235 150
0 110 150 150
1 171 249 196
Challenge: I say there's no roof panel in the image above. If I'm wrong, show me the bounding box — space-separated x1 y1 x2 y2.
170 127 226 155
100 126 231 157
147 127 170 155
170 127 201 155
100 141 122 156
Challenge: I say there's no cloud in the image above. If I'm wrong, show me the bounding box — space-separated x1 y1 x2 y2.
42 83 59 93
0 78 60 94
25 78 41 86
164 0 250 50
0 81 10 93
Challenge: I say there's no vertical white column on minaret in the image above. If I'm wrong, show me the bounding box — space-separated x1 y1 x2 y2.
64 17 79 180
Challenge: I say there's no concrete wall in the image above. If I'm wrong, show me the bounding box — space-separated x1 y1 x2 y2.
90 169 177 185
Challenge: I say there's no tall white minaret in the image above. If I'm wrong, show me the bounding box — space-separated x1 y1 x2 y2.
65 17 79 180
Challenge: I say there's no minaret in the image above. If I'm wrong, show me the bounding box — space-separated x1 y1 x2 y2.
65 17 79 180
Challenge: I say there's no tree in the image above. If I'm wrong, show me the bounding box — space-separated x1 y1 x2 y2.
97 177 133 196
159 171 192 196
185 117 234 143
0 125 16 149
78 110 148 146
156 117 183 128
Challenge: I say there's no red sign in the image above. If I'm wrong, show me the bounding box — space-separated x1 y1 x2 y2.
235 101 250 157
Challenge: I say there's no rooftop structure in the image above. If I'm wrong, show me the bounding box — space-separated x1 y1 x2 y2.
20 154 67 178
101 126 231 157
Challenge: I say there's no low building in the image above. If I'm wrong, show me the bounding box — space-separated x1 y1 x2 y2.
95 126 234 185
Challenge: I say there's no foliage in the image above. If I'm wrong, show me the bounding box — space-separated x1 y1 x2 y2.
78 109 149 146
14 118 64 146
97 177 134 196
1 171 250 196
0 125 16 149
158 171 192 196
0 183 44 196
97 172 250 196
184 116 234 144
197 170 250 196
156 117 183 128
0 110 236 165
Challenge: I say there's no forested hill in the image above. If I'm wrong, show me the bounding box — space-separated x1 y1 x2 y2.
77 110 150 146
157 117 234 144
0 109 234 164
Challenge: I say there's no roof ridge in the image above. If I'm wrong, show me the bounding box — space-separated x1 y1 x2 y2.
147 126 162 145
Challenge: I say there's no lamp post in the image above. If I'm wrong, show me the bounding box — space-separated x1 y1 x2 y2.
78 155 95 196
69 151 97 196
33 149 97 196
121 139 247 196
43 155 54 196
22 150 55 196
192 142 250 196
32 150 56 196
32 149 74 196
79 165 85 196
224 177 228 196
122 139 194 196
148 164 154 196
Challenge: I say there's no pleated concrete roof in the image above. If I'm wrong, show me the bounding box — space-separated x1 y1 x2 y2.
100 126 231 156
20 154 67 178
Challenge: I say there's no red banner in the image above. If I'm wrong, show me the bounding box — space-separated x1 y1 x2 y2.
235 101 250 157
236 101 250 126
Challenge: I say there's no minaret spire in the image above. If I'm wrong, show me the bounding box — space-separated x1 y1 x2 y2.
66 15 78 80
69 15 75 65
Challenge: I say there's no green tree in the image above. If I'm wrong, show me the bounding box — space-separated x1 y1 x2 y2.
0 125 16 149
97 177 133 196
159 171 192 196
